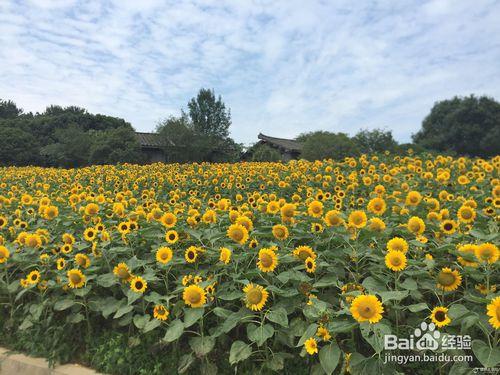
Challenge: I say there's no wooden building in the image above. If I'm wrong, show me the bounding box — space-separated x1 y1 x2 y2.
135 132 166 163
244 133 302 161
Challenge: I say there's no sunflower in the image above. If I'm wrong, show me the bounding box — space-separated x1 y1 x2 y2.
385 250 407 272
236 216 253 232
227 223 249 245
0 216 8 229
84 203 99 216
407 216 425 235
457 244 479 267
348 210 367 229
386 237 409 253
350 294 384 324
405 191 422 206
60 244 72 254
0 246 10 264
436 268 462 292
165 230 179 244
153 304 169 321
304 337 318 355
25 234 42 248
161 212 177 228
130 276 147 293
440 220 457 235
27 270 41 284
307 200 323 218
280 203 296 220
367 197 386 215
305 257 316 273
486 296 500 329
272 224 289 240
83 227 97 242
243 283 269 311
185 246 198 263
75 253 90 268
257 248 278 273
219 247 232 264
316 326 331 341
430 306 451 328
183 284 206 308
67 269 86 288
323 210 344 227
56 257 66 270
311 223 324 233
293 245 316 261
113 262 132 282
475 243 499 264
369 218 386 232
457 205 476 223
156 247 173 264
43 205 59 220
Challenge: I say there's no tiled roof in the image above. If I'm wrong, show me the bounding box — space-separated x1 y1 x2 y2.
135 132 162 148
258 133 302 152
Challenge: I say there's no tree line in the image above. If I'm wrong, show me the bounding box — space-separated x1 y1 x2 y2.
0 92 498 167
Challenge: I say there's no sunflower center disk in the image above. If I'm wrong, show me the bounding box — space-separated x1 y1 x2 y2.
247 289 263 304
437 272 455 286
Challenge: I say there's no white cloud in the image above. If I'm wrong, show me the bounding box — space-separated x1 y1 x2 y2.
0 0 499 145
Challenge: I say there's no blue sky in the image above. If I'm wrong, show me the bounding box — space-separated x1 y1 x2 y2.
1 0 499 145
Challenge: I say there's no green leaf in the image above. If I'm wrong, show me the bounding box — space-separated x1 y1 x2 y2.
133 314 150 330
448 304 469 320
177 353 195 374
217 290 241 301
189 336 215 356
67 313 85 324
362 277 388 293
114 304 134 319
314 274 338 288
184 308 204 328
229 341 252 365
54 299 75 311
127 288 142 305
407 303 428 312
329 320 357 333
97 273 116 287
378 290 408 303
267 307 288 327
144 318 161 332
163 319 184 342
18 319 33 330
319 342 341 375
400 278 418 291
472 340 500 368
297 323 318 347
247 323 274 346
360 323 391 354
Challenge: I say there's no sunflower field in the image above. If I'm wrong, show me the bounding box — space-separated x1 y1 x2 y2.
0 153 499 374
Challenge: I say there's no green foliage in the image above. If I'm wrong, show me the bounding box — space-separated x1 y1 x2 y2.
0 126 38 165
0 100 142 166
0 99 23 119
413 95 500 157
157 89 241 163
188 88 231 139
353 129 398 153
249 143 282 162
299 131 360 161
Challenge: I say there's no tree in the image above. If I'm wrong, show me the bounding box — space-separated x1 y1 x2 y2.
89 127 143 165
156 115 199 163
248 143 282 162
353 129 398 153
0 99 23 119
187 88 231 138
299 131 360 161
413 95 500 157
0 126 38 165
